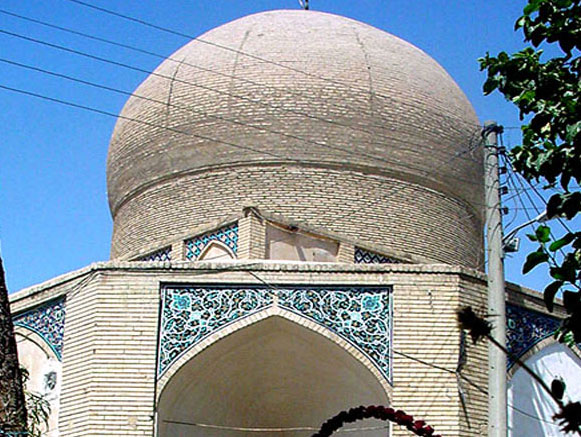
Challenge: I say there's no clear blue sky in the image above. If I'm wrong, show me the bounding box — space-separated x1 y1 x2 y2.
0 0 563 292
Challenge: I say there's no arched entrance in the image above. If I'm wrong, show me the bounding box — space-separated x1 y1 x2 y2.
508 342 581 436
157 316 390 436
15 327 62 437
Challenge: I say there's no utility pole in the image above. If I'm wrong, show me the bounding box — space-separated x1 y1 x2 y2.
483 121 507 437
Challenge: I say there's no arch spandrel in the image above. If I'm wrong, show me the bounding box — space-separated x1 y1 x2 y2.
506 303 581 371
157 284 392 390
156 315 391 437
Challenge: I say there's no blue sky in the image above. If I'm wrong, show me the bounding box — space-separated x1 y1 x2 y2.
0 0 563 292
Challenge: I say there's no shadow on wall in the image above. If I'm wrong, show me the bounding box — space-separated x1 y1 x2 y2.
508 342 581 436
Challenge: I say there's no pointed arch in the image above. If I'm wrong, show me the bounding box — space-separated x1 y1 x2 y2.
156 311 391 437
508 342 581 436
197 240 235 261
157 306 391 397
14 326 62 437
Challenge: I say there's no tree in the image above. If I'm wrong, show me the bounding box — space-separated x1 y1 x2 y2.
0 257 28 433
20 368 50 437
480 0 581 343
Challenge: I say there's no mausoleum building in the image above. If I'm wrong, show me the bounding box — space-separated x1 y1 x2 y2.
10 9 581 437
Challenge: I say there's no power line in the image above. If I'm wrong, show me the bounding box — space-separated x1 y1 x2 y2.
0 83 294 162
0 27 481 171
173 269 563 431
0 55 481 185
500 153 578 289
316 127 484 230
0 8 466 141
60 0 482 128
0 78 489 248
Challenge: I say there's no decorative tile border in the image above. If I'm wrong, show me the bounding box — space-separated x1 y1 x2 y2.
158 285 392 380
185 223 238 260
354 247 401 264
506 304 561 369
13 297 66 360
278 287 392 380
158 286 273 374
137 246 172 262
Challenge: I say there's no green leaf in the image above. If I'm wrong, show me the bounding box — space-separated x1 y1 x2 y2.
535 225 551 243
483 77 499 94
547 194 563 218
549 233 575 251
566 121 581 143
558 34 574 55
544 280 563 311
563 290 580 314
524 0 543 16
562 192 581 219
523 249 549 273
515 16 527 30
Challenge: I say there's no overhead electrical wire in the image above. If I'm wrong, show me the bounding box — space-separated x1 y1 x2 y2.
236 270 556 430
500 152 576 283
164 418 388 433
2 5 568 430
0 55 482 187
1 5 487 270
316 130 484 230
0 26 482 174
61 0 483 128
0 78 489 248
0 7 478 141
0 83 292 162
61 262 557 432
0 8 486 166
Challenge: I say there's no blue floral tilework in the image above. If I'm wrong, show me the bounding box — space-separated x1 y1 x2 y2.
278 287 392 380
506 304 561 369
185 223 238 260
158 286 273 374
158 285 392 381
13 298 66 360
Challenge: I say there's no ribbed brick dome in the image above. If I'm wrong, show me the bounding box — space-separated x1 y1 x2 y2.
107 9 484 265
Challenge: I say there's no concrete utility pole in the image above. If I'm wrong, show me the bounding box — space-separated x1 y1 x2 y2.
483 121 507 437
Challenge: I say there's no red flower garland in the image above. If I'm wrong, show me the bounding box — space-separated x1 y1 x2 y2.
312 405 441 437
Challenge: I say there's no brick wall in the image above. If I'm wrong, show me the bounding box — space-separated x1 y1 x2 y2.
111 166 483 269
11 262 490 437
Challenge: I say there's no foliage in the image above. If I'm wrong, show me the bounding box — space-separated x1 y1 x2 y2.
20 369 50 437
458 306 581 434
0 257 49 437
479 0 581 343
312 405 441 437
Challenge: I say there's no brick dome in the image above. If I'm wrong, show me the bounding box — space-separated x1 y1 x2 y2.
107 9 484 265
